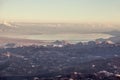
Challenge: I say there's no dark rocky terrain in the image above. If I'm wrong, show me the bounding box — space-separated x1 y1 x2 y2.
0 41 120 80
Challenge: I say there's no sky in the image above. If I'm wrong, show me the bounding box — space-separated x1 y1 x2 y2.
0 0 120 23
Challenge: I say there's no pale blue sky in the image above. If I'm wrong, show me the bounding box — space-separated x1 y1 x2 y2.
0 0 120 23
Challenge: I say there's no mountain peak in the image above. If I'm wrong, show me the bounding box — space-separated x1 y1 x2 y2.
0 21 17 28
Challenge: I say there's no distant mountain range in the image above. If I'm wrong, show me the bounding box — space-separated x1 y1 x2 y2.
0 22 120 35
103 30 120 36
0 22 120 44
0 37 50 47
96 36 120 43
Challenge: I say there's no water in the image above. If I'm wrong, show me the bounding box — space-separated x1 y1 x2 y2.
1 33 112 43
23 33 112 42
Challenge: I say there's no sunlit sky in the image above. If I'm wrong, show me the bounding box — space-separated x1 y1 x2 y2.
0 0 120 23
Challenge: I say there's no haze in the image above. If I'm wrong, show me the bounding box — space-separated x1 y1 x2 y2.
0 0 120 23
0 0 120 41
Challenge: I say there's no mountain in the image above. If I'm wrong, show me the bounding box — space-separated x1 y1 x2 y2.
0 43 120 76
0 23 11 32
1 22 119 35
0 21 17 28
2 21 17 28
108 36 120 43
0 21 17 35
0 37 49 47
104 30 120 36
62 57 120 74
0 60 10 71
96 36 120 43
